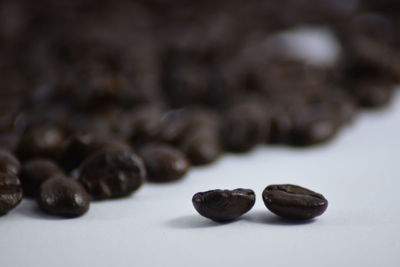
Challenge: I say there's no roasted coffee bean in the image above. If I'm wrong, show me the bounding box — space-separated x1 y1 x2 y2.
20 159 64 198
0 132 20 152
180 129 222 165
60 133 98 172
162 57 208 107
79 147 146 199
192 188 256 222
268 107 294 144
160 108 220 145
0 172 23 215
61 132 131 172
262 184 328 220
222 102 269 152
139 143 190 182
0 149 20 176
38 177 90 217
16 125 65 161
290 109 340 147
130 106 163 146
352 81 393 108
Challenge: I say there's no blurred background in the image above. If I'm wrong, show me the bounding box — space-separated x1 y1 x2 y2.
1 1 400 266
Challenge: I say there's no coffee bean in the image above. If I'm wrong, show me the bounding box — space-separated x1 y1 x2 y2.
61 132 131 172
222 102 269 152
262 184 328 220
192 188 256 222
20 159 64 198
38 177 90 217
139 143 190 182
160 108 220 146
16 125 65 161
130 106 163 146
0 132 20 152
290 109 340 147
0 149 20 176
60 133 98 172
180 129 221 165
0 172 23 215
79 147 146 199
268 107 294 144
352 81 393 108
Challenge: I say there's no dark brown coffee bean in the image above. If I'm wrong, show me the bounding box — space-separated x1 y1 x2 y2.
61 132 131 172
160 108 220 145
130 106 163 146
0 149 20 176
352 81 393 108
290 110 340 147
20 159 64 198
162 57 208 107
192 188 256 222
159 110 193 145
268 107 294 144
262 184 328 220
60 133 98 172
0 172 23 215
222 102 269 152
16 125 65 161
0 132 20 152
79 147 146 199
180 129 221 165
139 143 190 182
38 177 90 217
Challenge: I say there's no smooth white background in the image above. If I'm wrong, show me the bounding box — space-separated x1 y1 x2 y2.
1 91 400 267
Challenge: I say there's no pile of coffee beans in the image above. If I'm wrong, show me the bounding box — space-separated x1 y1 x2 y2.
0 0 398 218
192 185 328 222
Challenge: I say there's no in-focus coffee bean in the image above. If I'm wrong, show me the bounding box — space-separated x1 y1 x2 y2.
193 188 256 222
262 184 328 220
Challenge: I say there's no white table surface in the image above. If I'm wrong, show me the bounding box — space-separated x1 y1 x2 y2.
1 91 399 267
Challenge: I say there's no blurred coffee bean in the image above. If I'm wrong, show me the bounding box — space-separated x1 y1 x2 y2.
290 106 340 147
268 106 294 144
130 105 163 146
16 125 65 161
352 81 393 108
38 176 90 217
222 102 269 152
192 188 256 222
0 149 20 176
0 132 20 152
0 172 23 215
162 56 208 107
160 108 220 145
180 128 222 165
139 143 190 182
60 132 131 173
262 184 328 220
20 159 64 198
159 109 191 145
79 146 146 199
60 133 98 173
